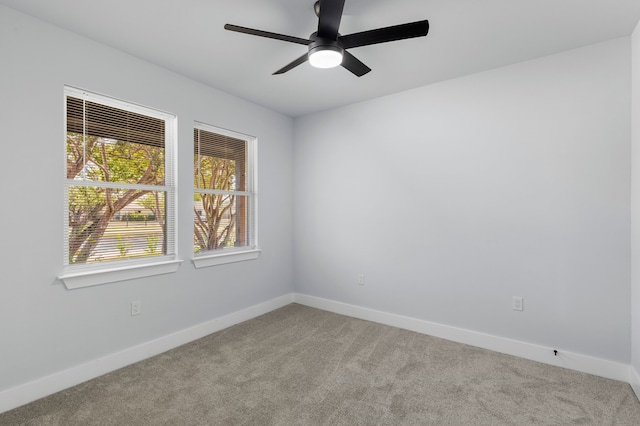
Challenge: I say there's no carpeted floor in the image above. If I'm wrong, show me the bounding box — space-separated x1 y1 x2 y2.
1 303 639 425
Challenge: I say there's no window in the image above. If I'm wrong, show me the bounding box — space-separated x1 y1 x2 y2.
61 87 179 288
193 122 259 267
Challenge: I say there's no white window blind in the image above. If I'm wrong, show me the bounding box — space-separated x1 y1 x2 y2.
194 122 257 256
64 87 176 270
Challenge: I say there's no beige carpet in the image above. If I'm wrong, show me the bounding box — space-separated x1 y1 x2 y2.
1 303 639 425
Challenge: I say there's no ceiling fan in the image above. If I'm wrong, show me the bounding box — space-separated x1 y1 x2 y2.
224 0 429 77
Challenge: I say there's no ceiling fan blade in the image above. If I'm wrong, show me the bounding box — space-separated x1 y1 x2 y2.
273 53 309 75
341 51 371 77
341 20 429 49
316 0 345 39
224 24 311 45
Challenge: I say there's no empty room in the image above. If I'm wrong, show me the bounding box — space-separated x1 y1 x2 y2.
1 0 640 424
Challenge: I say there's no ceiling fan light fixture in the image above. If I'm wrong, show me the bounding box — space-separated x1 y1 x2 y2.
308 45 344 69
225 0 429 77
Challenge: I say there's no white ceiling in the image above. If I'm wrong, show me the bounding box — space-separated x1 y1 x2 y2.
2 0 640 117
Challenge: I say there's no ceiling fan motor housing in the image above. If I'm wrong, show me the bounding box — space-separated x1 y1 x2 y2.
308 34 344 57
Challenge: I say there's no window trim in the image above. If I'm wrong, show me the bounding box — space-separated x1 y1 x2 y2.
60 86 179 289
192 249 261 269
192 122 259 267
60 259 183 289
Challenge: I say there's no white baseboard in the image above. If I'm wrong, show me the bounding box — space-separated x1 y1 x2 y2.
0 294 293 414
631 366 640 400
293 293 631 383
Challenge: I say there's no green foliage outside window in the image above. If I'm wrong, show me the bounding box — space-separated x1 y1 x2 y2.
67 133 166 263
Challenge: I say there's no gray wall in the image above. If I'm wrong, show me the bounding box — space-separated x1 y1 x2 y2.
0 5 294 392
632 20 640 389
293 38 631 364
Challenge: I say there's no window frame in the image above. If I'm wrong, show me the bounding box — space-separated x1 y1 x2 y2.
59 86 181 289
192 121 259 269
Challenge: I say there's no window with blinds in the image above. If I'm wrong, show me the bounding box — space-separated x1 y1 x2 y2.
194 122 256 256
64 87 176 269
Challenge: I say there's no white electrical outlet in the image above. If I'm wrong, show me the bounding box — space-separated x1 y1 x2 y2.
131 300 142 316
512 296 523 311
357 273 365 285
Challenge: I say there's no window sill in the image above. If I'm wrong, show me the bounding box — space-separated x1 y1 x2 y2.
59 259 183 290
192 249 261 269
